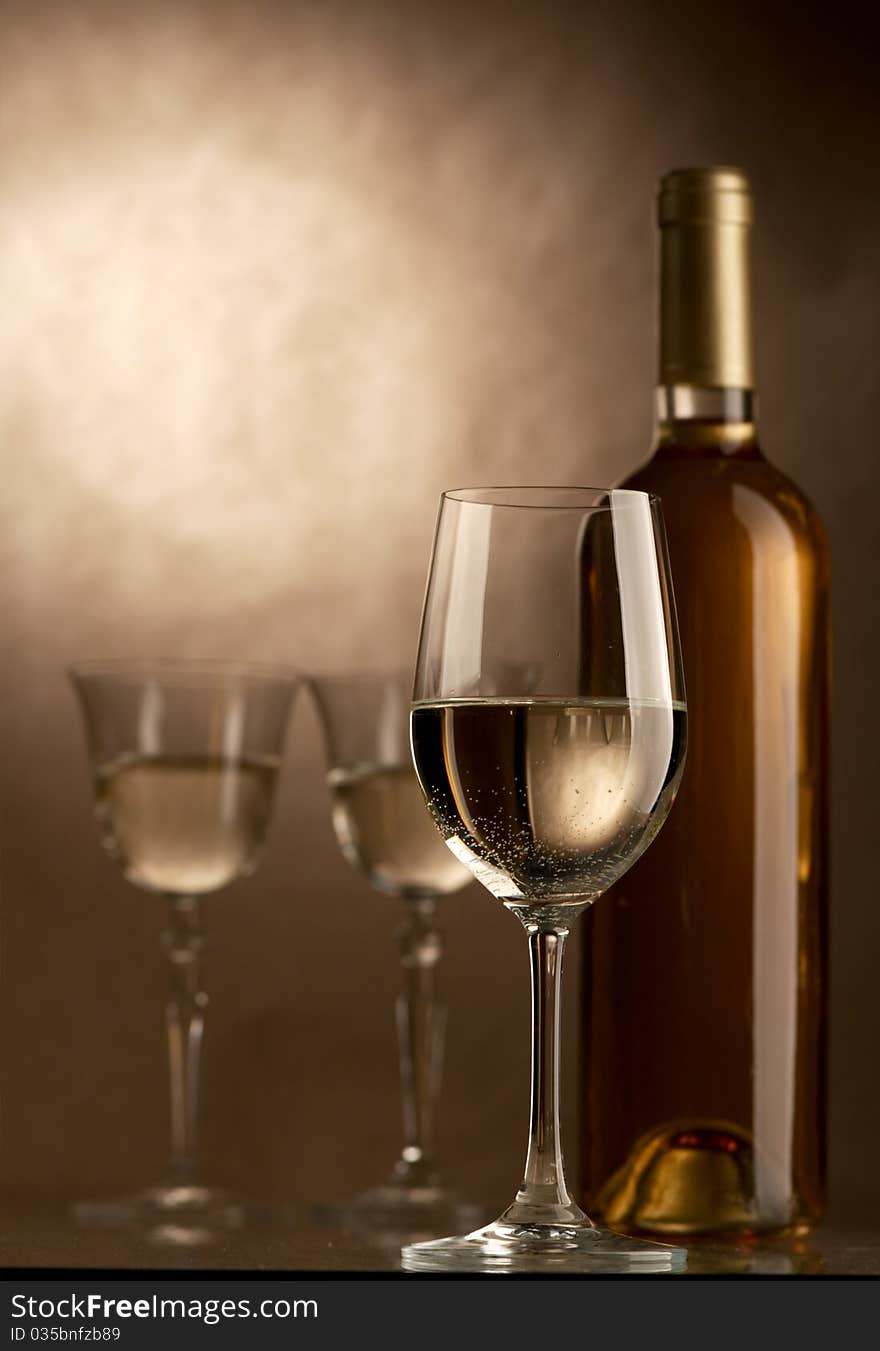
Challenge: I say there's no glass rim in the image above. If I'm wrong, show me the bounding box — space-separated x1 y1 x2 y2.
440 485 662 510
68 658 300 687
307 669 413 689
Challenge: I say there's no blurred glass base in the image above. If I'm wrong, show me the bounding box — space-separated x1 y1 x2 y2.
314 1176 484 1242
73 1183 256 1248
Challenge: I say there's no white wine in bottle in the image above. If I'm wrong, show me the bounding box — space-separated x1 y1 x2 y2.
580 168 829 1234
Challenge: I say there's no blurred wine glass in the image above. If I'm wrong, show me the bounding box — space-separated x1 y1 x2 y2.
310 673 480 1235
70 660 298 1241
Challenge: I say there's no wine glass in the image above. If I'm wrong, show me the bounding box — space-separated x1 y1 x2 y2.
402 487 688 1273
310 673 481 1234
70 659 298 1239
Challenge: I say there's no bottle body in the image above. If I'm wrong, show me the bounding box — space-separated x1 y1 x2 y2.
581 427 829 1233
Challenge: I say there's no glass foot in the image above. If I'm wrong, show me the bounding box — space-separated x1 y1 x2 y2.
316 1179 483 1239
73 1184 245 1245
401 1219 687 1273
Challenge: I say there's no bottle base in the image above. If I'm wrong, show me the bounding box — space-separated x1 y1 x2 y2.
591 1119 818 1236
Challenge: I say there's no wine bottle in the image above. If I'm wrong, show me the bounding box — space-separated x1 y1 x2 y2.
580 168 829 1234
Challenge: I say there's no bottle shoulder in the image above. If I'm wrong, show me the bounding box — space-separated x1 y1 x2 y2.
624 447 828 560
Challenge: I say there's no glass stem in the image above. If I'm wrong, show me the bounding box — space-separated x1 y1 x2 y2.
502 922 588 1228
393 896 445 1188
162 894 208 1186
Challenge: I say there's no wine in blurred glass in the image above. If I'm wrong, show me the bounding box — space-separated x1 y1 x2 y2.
328 762 469 898
96 754 280 894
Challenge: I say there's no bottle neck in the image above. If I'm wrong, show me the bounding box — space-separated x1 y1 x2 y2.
656 169 756 456
655 384 760 457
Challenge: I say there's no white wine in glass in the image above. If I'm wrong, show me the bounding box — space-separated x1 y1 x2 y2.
411 699 685 899
328 762 469 898
95 753 280 895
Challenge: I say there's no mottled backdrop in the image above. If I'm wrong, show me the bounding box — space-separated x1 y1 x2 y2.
1 0 878 1217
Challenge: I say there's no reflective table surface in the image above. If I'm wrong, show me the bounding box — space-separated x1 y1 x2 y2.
1 1202 878 1275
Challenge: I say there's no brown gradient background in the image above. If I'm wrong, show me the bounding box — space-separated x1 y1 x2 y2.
1 0 878 1220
